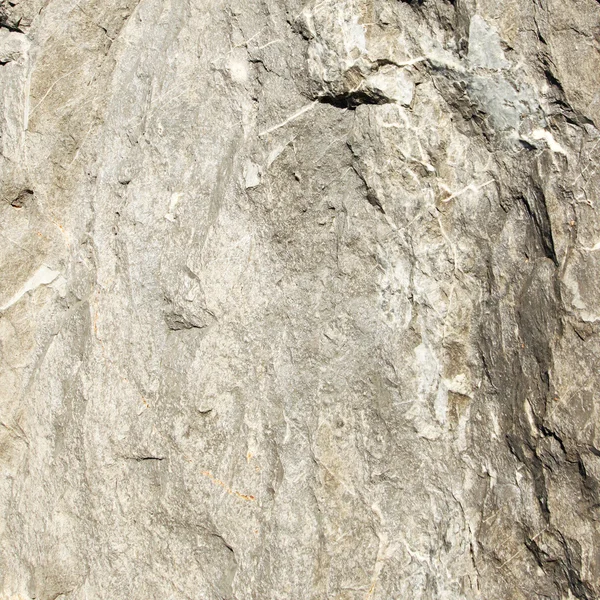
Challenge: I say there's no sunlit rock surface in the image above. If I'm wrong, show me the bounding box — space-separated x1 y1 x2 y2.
1 0 600 598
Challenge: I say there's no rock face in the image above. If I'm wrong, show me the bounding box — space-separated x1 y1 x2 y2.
1 0 600 598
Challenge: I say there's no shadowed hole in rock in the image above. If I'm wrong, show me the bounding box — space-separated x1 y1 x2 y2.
10 189 34 209
316 90 393 110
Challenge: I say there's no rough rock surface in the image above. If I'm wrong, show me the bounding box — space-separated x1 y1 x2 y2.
1 0 600 598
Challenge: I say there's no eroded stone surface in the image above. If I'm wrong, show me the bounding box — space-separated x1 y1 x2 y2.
1 1 600 598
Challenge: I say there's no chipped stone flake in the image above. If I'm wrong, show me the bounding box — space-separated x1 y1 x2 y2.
0 265 60 311
366 66 415 106
468 15 510 70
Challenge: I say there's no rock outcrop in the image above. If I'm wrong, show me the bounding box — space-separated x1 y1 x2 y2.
1 0 600 598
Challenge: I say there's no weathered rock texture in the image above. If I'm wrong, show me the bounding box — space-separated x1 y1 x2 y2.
1 0 600 598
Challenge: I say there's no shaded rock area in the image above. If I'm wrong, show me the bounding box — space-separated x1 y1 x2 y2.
1 0 600 598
